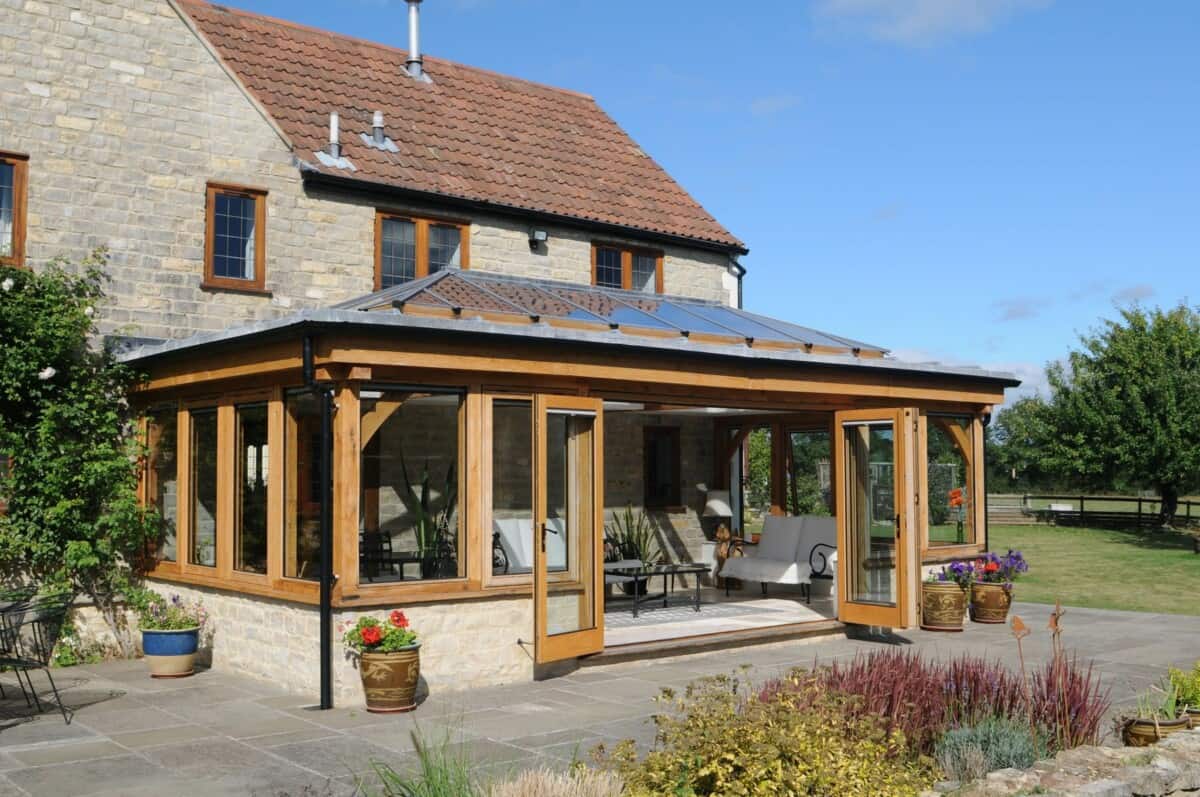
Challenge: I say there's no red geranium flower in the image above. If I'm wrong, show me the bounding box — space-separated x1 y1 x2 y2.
985 562 1000 573
360 625 382 646
390 610 409 629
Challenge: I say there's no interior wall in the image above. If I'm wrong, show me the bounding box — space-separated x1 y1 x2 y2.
602 412 716 573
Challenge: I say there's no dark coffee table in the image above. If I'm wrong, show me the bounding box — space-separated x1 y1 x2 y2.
605 562 710 618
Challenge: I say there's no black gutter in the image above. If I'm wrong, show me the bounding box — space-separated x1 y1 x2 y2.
304 336 336 710
301 170 750 257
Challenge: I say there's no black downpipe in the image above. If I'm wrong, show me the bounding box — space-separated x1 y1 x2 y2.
982 412 992 553
304 336 335 710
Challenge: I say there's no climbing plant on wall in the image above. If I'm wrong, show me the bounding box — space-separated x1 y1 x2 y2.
0 250 157 654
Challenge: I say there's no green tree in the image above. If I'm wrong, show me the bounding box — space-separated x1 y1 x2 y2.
1038 304 1200 523
0 252 157 654
989 397 1057 491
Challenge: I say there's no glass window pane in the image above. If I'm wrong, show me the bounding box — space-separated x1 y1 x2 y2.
428 224 461 273
234 403 268 574
213 193 257 281
927 416 974 546
360 388 464 583
147 407 178 563
743 426 771 538
380 218 417 287
284 392 323 580
594 247 622 288
631 253 657 293
189 409 218 567
844 422 895 605
545 412 597 635
490 399 534 577
0 162 13 258
787 429 832 516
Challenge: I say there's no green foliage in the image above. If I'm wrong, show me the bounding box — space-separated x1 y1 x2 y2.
1135 679 1182 721
398 449 458 557
1168 661 1200 708
744 427 771 514
993 305 1200 520
342 611 418 653
787 430 832 516
935 718 1048 782
989 397 1059 491
127 588 208 631
365 729 479 797
603 504 662 563
595 675 937 797
50 614 105 668
0 253 157 655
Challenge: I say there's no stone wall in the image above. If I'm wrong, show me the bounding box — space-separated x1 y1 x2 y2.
931 729 1200 797
1 0 738 344
137 580 534 705
603 413 717 584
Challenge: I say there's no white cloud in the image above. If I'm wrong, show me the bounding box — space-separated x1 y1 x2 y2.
890 348 1049 405
992 295 1049 322
814 0 1052 47
749 94 801 117
1112 284 1155 304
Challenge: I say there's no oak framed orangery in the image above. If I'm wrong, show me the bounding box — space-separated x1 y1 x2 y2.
126 270 1017 706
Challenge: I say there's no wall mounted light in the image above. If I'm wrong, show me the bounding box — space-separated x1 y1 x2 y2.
528 228 548 251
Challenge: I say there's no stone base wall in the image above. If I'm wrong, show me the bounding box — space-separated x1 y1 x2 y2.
120 581 535 705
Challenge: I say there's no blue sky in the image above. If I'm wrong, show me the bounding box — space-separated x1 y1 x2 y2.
231 0 1198 400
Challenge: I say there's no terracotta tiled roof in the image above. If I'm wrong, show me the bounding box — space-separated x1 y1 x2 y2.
178 0 745 251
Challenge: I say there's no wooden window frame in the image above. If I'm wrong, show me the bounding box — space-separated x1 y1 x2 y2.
203 182 268 294
0 151 29 269
643 425 682 510
374 211 471 290
918 412 986 560
590 242 664 294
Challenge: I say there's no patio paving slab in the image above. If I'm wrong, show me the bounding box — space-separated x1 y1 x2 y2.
2 601 1198 795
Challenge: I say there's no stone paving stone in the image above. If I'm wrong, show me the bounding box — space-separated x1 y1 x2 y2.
0 716 99 747
270 734 404 778
242 726 346 749
108 723 220 749
5 753 175 796
9 740 127 767
72 704 182 735
0 775 25 797
0 753 18 773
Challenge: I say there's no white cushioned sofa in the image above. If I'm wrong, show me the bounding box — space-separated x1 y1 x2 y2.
717 514 837 603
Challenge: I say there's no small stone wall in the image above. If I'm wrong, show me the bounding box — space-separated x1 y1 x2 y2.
110 580 537 705
930 728 1200 797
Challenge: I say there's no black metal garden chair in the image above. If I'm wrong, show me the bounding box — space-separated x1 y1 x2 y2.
0 587 37 704
0 593 72 723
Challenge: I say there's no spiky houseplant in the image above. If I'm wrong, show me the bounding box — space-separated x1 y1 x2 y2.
603 505 662 564
397 449 458 578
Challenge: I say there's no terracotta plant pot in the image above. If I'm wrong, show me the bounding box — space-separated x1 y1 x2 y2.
1186 707 1200 729
921 581 967 631
970 582 1012 624
141 628 200 678
1122 716 1191 747
359 646 421 713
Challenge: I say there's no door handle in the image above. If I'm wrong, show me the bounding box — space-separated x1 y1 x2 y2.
540 522 547 553
895 514 901 539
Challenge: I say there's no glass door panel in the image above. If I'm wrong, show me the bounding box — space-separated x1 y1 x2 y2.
835 409 907 627
534 395 604 663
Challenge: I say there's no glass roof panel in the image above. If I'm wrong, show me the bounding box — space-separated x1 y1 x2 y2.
683 304 804 343
652 301 743 337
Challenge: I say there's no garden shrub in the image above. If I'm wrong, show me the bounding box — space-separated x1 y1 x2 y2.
0 253 157 655
1028 650 1109 749
488 768 623 797
598 675 937 797
935 717 1048 782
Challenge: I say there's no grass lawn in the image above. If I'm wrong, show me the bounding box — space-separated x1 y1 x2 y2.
989 523 1200 616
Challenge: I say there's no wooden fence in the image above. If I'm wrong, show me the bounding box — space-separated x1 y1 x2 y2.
988 493 1200 528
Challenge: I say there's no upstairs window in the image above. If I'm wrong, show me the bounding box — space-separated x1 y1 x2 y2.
375 212 470 290
0 152 29 268
204 183 267 292
591 243 663 293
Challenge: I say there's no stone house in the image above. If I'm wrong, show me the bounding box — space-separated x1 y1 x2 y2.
2 0 1016 705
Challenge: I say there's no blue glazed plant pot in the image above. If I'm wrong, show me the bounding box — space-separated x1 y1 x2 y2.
142 627 200 678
